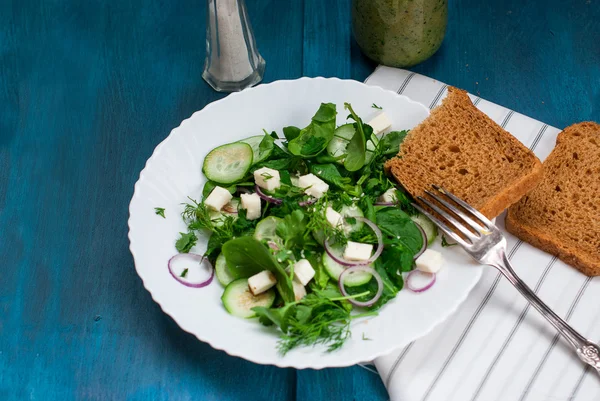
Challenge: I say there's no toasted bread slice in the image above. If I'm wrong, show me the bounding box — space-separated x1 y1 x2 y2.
385 87 543 218
506 122 600 276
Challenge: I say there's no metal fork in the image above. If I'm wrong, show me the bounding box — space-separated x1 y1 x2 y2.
413 184 600 375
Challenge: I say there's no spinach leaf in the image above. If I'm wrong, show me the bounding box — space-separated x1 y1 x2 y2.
288 103 337 157
256 133 275 161
343 103 372 172
253 303 295 331
222 237 295 302
283 126 301 141
376 207 424 253
380 130 408 155
310 164 353 190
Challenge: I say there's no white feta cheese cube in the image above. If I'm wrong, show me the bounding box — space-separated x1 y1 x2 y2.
367 112 392 135
254 167 281 191
292 278 307 301
415 249 444 273
343 241 373 262
326 207 344 229
297 173 329 199
240 193 261 220
204 186 233 211
379 188 398 204
293 259 315 286
247 270 277 295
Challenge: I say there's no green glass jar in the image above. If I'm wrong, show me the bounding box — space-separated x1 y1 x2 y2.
352 0 448 68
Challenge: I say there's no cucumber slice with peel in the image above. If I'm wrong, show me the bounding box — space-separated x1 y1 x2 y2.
221 278 275 318
215 253 235 286
254 216 283 248
339 204 364 233
202 142 253 184
327 124 378 164
322 252 372 287
411 214 438 245
238 135 273 164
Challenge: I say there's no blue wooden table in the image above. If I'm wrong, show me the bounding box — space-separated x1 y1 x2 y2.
1 1 598 400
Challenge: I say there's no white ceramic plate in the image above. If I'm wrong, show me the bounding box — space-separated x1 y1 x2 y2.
128 78 483 369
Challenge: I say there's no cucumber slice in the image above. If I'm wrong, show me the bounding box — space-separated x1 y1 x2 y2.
340 204 364 233
215 253 235 286
254 216 283 246
327 124 355 159
202 142 253 184
238 135 273 164
221 278 275 318
327 124 378 164
411 214 438 245
322 252 372 287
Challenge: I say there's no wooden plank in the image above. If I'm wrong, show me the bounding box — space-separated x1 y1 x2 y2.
0 0 299 400
410 0 600 129
296 366 388 401
303 0 351 78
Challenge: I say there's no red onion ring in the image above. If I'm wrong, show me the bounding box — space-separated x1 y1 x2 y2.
267 240 280 251
413 222 428 260
298 197 317 207
255 185 283 205
338 266 383 307
324 217 383 266
406 270 436 293
168 253 214 288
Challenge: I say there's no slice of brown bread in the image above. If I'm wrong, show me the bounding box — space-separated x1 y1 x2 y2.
385 87 543 218
506 122 600 276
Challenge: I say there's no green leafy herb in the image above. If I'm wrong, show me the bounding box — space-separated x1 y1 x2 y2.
441 235 457 247
362 332 372 340
180 268 189 278
283 126 301 142
310 163 353 191
253 286 377 354
343 103 367 171
222 237 295 302
371 103 382 110
379 130 408 155
376 207 423 253
276 210 308 250
288 103 337 157
154 207 166 218
175 232 197 253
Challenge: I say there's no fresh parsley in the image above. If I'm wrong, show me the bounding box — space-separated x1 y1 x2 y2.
441 235 457 247
175 231 197 253
372 103 382 110
154 207 166 218
180 268 189 278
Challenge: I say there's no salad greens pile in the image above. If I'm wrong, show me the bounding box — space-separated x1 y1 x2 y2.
173 102 436 354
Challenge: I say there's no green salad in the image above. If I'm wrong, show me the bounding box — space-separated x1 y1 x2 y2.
169 102 441 354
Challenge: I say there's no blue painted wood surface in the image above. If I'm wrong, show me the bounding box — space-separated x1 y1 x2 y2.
1 0 598 400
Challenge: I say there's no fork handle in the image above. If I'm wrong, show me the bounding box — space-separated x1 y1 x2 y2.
495 251 600 375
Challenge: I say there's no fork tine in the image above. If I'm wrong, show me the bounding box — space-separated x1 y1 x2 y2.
431 184 493 227
412 202 471 247
424 190 486 235
417 196 479 242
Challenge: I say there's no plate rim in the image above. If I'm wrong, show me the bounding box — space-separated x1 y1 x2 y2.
127 77 482 369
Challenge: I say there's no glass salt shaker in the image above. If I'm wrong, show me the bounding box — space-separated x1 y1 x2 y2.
202 0 266 92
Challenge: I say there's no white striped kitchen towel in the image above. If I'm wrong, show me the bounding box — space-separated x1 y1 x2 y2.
367 66 600 401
